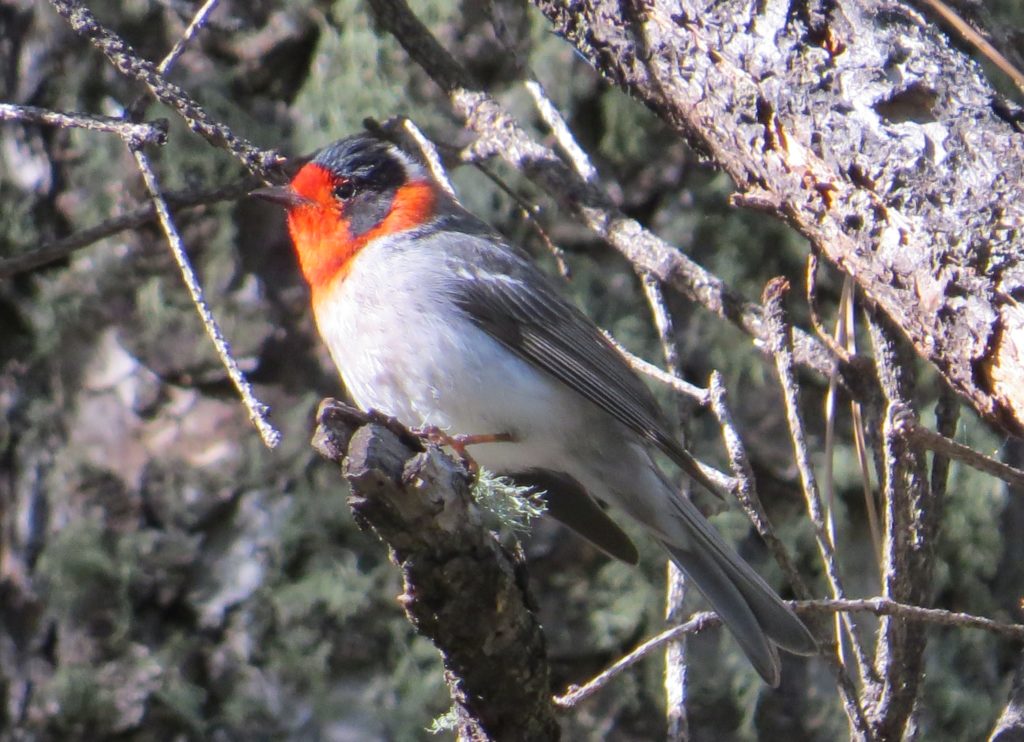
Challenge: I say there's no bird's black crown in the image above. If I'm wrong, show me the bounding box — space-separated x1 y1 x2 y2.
313 134 408 193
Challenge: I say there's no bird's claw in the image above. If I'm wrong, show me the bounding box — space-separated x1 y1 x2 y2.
410 426 513 474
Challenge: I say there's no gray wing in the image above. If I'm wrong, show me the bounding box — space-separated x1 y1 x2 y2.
512 469 639 564
436 232 720 496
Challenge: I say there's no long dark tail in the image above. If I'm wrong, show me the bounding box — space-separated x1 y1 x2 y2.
661 495 817 686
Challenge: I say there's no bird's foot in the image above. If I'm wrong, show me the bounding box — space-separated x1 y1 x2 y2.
412 426 513 473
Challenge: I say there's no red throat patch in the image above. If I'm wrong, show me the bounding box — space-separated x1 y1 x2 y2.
284 164 436 302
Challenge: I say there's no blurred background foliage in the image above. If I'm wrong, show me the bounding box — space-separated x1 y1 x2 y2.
1 0 1023 739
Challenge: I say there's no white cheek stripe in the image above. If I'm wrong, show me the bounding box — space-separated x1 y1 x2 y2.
386 143 428 182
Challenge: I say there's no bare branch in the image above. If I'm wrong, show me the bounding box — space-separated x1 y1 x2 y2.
910 0 1024 93
817 271 883 670
707 371 882 735
312 400 559 739
707 372 808 598
892 405 1024 491
47 0 282 177
798 598 1024 642
600 330 709 406
638 273 690 740
555 613 719 709
525 80 598 183
865 308 940 738
400 118 457 196
0 103 168 144
0 178 259 280
641 275 681 378
555 597 1024 710
664 565 689 742
805 254 852 365
129 145 281 449
156 0 221 74
762 278 875 736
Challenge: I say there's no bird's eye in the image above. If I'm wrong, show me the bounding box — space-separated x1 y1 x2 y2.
333 180 356 201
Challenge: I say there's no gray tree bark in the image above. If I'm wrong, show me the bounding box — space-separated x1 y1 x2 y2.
311 400 560 741
532 0 1024 436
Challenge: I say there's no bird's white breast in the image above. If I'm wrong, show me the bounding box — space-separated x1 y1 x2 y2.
311 237 584 475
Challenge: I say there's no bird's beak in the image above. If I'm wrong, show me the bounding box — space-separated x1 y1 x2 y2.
250 185 311 209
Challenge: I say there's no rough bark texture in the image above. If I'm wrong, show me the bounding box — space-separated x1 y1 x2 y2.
311 400 559 742
867 311 939 740
5 0 1024 737
531 0 1024 435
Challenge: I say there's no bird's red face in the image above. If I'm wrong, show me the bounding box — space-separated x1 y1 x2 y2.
254 136 437 301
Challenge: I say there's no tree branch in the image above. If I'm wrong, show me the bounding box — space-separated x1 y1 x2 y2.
312 400 559 741
0 103 167 144
129 145 280 449
530 0 1024 435
762 278 874 739
865 308 939 739
0 178 260 280
47 0 282 178
556 597 1024 711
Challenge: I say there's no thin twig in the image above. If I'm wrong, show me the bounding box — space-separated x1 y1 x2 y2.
639 274 690 740
664 564 689 741
820 272 883 665
0 178 260 280
839 277 884 567
601 330 710 405
911 0 1024 93
401 118 457 196
157 0 221 74
129 145 281 449
602 328 733 494
709 367 873 738
641 274 682 376
762 278 874 687
806 253 853 364
822 272 847 664
798 598 1024 641
707 372 809 598
554 613 719 709
893 407 1024 491
127 0 221 119
0 103 167 145
525 80 598 183
554 597 1024 709
480 1 575 278
48 0 282 177
471 161 572 278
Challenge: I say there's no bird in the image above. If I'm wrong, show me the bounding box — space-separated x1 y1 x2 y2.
252 133 817 685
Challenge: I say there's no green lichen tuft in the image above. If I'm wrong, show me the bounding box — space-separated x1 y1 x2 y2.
471 469 547 533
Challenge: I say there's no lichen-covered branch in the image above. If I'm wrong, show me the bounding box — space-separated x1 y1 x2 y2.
0 102 167 144
530 0 1024 435
762 278 873 738
311 400 559 741
47 0 282 177
865 309 939 740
